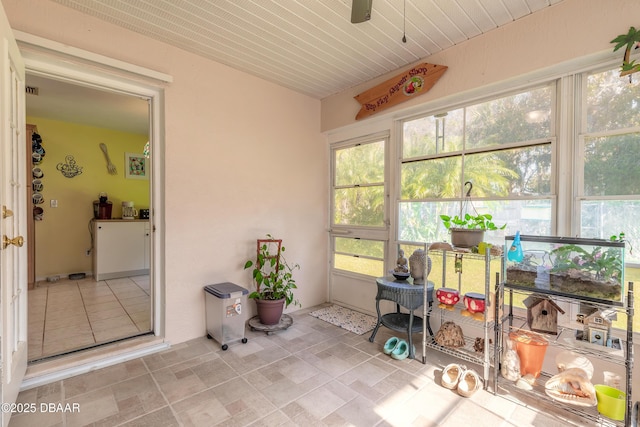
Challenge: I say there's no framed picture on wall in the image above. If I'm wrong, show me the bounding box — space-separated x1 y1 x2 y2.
125 152 148 180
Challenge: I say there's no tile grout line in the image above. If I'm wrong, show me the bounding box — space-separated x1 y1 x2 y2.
76 280 98 345
106 278 148 333
135 357 182 426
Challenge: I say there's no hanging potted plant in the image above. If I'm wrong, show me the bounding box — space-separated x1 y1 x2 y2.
440 212 505 248
244 234 300 325
440 181 506 248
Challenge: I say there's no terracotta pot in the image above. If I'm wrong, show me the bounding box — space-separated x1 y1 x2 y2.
255 298 285 325
509 330 548 378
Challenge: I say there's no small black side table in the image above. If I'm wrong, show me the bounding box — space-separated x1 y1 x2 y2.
368 276 434 359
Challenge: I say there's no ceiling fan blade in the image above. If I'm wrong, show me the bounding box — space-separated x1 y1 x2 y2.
351 0 373 24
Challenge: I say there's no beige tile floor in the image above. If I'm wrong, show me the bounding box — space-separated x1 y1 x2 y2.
9 303 599 427
28 276 151 361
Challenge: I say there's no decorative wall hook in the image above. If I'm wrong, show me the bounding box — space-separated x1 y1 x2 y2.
57 155 83 178
611 26 640 80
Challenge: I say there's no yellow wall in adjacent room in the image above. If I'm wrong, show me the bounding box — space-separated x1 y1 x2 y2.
28 116 149 279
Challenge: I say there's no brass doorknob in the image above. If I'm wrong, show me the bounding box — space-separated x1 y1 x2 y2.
3 235 24 249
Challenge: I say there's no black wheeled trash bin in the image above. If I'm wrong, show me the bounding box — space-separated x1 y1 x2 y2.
204 282 249 350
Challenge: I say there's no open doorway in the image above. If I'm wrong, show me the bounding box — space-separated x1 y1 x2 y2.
25 74 153 362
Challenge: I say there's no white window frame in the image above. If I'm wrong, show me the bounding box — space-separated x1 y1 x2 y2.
395 82 558 245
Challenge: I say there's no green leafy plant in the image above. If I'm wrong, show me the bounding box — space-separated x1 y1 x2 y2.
244 234 300 308
440 213 506 231
550 244 622 282
610 231 633 255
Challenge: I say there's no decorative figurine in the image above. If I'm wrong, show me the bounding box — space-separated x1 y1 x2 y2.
436 287 460 310
409 249 431 285
394 249 409 273
508 231 524 262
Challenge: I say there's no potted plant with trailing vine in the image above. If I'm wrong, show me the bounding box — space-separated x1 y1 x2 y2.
440 212 506 248
244 234 300 325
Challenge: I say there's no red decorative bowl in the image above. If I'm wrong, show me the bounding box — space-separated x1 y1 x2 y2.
464 292 486 313
436 288 460 306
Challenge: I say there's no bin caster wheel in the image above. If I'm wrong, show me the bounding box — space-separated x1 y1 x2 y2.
221 344 228 351
242 338 248 344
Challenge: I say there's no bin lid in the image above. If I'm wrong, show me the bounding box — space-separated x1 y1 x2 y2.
204 282 248 298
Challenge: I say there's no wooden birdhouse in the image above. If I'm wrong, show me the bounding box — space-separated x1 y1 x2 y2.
582 309 615 346
583 309 615 330
524 295 565 335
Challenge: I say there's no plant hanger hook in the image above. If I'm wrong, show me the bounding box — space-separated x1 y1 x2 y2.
460 181 478 218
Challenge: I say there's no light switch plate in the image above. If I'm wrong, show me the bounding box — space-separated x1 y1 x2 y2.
50 199 58 208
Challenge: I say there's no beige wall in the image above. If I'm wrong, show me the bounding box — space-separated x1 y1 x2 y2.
27 116 149 279
321 0 640 132
3 0 328 345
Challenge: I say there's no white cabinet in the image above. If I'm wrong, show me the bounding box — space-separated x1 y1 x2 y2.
93 220 150 281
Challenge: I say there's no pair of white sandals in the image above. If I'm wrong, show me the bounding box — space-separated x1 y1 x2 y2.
441 363 482 397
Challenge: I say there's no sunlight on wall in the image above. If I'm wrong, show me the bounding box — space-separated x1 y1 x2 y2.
28 116 149 279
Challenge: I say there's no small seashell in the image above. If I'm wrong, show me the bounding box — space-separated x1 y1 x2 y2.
516 377 533 390
521 374 537 385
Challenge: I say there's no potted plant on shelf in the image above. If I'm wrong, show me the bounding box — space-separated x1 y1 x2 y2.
440 212 506 248
244 234 300 325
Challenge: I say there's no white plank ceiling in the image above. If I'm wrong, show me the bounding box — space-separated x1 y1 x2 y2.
51 0 565 99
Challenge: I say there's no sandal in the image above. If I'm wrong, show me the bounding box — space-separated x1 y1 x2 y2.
457 369 482 397
441 363 464 389
390 340 415 360
383 337 400 355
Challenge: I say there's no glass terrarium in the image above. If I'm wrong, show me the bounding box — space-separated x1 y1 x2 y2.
504 235 625 305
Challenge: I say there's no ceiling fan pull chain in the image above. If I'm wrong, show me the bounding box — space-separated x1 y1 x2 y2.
402 0 407 43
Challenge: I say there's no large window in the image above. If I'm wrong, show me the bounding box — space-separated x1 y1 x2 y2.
399 85 555 245
577 68 640 331
578 68 640 264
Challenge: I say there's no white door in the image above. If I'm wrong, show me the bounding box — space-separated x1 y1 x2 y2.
329 134 389 315
0 4 27 427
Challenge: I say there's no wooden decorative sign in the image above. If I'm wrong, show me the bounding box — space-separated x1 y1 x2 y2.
354 62 447 120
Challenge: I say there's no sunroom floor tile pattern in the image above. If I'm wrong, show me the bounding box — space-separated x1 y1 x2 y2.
12 304 589 427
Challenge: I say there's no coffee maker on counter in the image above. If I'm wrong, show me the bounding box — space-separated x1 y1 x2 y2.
122 201 138 219
93 192 112 219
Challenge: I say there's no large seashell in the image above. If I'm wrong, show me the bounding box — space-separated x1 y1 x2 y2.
545 367 597 407
555 350 594 380
434 321 465 348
